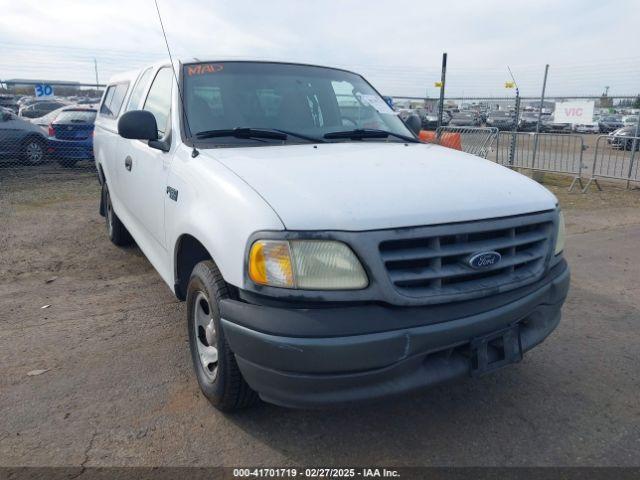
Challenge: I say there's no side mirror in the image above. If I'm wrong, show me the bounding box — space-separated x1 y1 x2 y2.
118 110 158 141
404 113 422 136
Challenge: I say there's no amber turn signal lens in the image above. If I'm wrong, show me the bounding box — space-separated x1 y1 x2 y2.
248 240 294 288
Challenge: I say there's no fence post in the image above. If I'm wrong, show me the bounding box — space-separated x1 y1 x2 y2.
626 114 640 189
508 90 521 167
568 136 585 192
436 52 447 137
582 136 604 193
532 64 549 173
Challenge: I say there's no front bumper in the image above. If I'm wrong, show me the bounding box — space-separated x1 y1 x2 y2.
220 261 570 408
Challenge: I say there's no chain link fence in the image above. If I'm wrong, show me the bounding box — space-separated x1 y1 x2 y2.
0 82 103 177
1 75 639 194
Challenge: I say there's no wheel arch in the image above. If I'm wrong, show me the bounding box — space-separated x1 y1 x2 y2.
21 132 46 146
174 234 231 301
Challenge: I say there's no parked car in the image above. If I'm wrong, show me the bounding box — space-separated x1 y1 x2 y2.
397 109 413 121
46 107 97 167
486 111 515 130
608 126 640 150
622 115 639 127
94 59 569 411
541 115 572 133
0 108 48 164
77 97 102 105
598 115 624 133
607 127 625 144
420 113 439 130
30 105 71 130
518 113 540 132
448 111 481 127
0 94 19 113
18 100 68 119
572 123 599 134
17 96 33 106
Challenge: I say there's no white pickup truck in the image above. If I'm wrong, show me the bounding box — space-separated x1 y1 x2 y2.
94 59 569 411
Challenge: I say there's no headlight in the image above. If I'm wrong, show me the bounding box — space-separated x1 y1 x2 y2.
248 240 368 290
554 211 565 255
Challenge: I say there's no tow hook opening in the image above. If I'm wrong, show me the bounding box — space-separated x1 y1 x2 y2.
469 324 523 377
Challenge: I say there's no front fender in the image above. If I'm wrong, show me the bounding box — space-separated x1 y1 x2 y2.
165 150 284 288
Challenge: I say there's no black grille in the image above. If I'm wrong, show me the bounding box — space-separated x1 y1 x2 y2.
379 217 553 298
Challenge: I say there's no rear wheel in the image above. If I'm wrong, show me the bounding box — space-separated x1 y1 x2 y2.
21 137 45 165
187 260 258 412
102 182 132 246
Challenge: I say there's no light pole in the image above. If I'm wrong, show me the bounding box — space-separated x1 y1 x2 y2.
94 58 100 91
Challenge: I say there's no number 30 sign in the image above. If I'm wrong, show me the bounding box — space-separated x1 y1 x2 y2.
34 84 54 98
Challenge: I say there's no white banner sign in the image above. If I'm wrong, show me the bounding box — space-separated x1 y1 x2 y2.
554 101 594 124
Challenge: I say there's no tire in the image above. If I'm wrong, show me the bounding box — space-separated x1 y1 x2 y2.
187 260 258 412
102 182 132 247
21 137 46 165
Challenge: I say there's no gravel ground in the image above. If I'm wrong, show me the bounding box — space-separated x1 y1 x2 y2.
1 165 639 468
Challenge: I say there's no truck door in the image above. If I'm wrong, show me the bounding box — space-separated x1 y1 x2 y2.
119 66 174 250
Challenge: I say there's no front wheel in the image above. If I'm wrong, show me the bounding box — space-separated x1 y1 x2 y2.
187 261 258 412
21 137 46 165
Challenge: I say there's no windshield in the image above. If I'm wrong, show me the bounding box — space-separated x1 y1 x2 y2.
182 62 413 145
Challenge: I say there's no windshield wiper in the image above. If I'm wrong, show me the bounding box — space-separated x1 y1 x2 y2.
195 127 286 141
269 128 325 143
195 127 324 143
323 128 419 143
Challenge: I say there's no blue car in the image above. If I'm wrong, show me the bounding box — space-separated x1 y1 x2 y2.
46 108 97 167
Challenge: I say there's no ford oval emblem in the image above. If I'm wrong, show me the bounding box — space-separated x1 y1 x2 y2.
468 251 501 270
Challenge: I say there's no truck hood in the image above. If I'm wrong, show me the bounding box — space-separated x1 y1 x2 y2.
205 142 557 231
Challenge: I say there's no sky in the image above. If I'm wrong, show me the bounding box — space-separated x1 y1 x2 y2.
1 0 639 98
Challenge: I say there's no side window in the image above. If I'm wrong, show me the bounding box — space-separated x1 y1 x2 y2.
143 68 173 138
109 83 129 117
125 68 153 112
99 83 129 118
99 86 115 116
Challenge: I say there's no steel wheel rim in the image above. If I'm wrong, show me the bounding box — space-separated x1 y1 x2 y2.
193 291 218 381
25 142 43 163
105 190 114 237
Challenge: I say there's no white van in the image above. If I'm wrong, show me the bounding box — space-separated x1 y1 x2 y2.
94 59 569 411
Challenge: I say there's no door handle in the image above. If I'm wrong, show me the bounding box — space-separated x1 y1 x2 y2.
124 156 133 171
